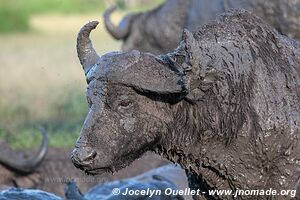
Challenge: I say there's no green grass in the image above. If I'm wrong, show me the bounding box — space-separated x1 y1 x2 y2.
0 127 82 150
1 0 105 15
0 128 43 150
0 0 105 32
0 0 30 32
0 90 87 150
19 0 105 14
0 0 164 33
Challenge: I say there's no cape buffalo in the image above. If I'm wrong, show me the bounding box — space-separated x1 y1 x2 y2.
72 10 300 199
104 0 300 54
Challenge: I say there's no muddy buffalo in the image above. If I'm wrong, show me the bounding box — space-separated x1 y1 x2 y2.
104 0 300 54
72 10 300 200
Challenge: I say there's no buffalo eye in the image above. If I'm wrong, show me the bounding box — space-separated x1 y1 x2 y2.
119 100 131 108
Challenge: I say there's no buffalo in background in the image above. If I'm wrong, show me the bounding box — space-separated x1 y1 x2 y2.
0 131 47 189
104 0 300 54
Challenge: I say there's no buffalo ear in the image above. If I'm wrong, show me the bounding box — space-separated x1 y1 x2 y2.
119 52 188 95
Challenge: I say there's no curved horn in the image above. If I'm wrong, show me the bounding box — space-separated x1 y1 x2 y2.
0 128 48 174
77 21 100 75
104 6 132 40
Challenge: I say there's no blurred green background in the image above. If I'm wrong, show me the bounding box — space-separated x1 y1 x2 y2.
0 0 163 149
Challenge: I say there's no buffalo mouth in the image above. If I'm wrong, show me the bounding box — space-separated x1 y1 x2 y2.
72 159 113 175
84 167 113 175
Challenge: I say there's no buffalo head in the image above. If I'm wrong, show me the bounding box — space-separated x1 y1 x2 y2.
71 21 188 175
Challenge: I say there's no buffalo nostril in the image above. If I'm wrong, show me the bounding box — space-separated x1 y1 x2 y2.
74 148 97 163
82 150 97 162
